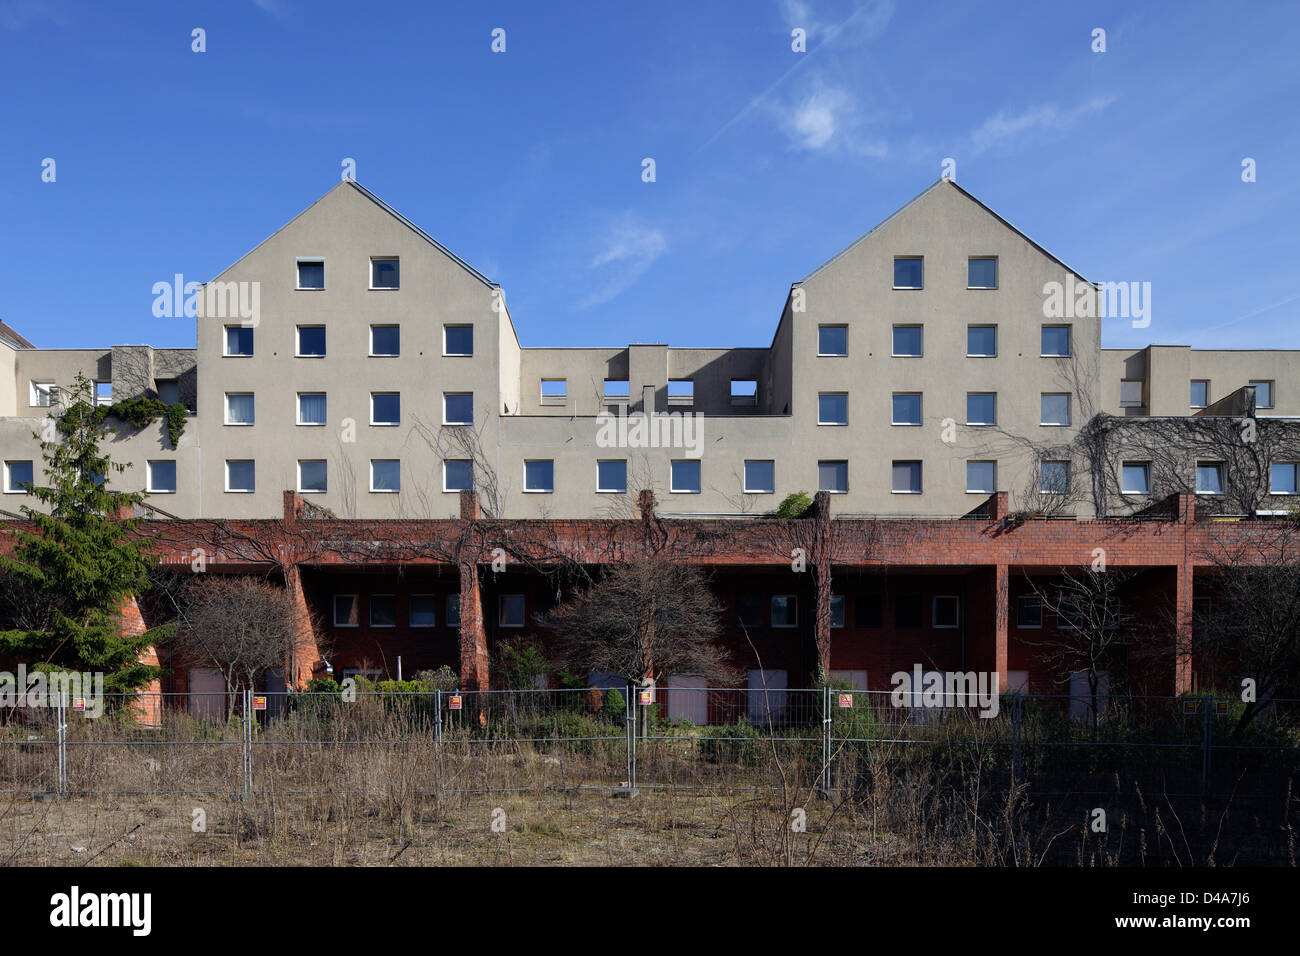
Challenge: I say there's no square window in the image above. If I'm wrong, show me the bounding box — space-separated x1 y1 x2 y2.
444 459 473 492
744 460 774 494
1120 380 1144 408
298 459 327 494
829 594 845 629
730 380 758 406
818 460 848 494
818 392 848 425
1196 462 1225 495
226 460 255 493
893 257 923 289
524 460 554 493
771 595 797 628
933 596 959 629
671 459 701 493
1190 380 1209 408
157 379 180 405
446 595 461 628
370 595 397 628
892 325 922 357
147 460 177 494
371 392 400 426
967 325 997 357
499 594 525 628
225 392 255 425
444 392 473 425
410 595 437 628
1041 325 1071 357
895 594 923 629
224 326 253 356
892 392 922 426
855 593 882 628
966 392 996 426
1270 462 1298 495
540 379 567 404
667 379 694 404
296 325 326 357
370 325 400 357
892 460 922 494
1121 462 1150 495
444 325 474 356
333 595 358 628
29 381 53 407
597 460 627 493
94 381 112 405
1250 380 1274 409
296 259 324 290
968 257 997 289
297 392 327 426
734 595 762 628
5 460 34 493
966 461 996 494
1040 460 1070 495
1040 393 1071 426
1016 595 1043 629
604 379 631 400
370 460 400 493
818 325 847 356
370 257 400 289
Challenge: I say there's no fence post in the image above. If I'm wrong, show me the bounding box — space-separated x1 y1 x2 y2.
1011 693 1023 784
434 690 442 796
242 689 252 801
1201 694 1212 798
56 690 67 798
625 685 635 791
821 685 832 795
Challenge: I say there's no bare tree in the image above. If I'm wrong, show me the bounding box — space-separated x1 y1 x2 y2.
166 576 310 720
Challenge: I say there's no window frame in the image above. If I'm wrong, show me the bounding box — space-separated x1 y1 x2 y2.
4 460 34 494
817 391 849 426
1016 595 1043 629
770 595 798 629
443 459 473 493
892 256 924 290
818 459 848 495
596 459 628 494
967 257 998 290
296 392 327 427
1040 324 1072 358
146 459 178 494
1120 379 1144 409
1270 462 1298 496
297 459 328 495
1195 461 1226 496
743 459 775 495
966 324 997 358
223 325 254 357
443 324 474 357
670 459 702 494
224 459 256 494
932 595 960 630
369 256 400 290
295 324 327 358
333 594 359 628
223 392 255 426
965 392 996 426
1120 461 1151 495
1040 460 1070 495
817 324 848 357
1250 380 1275 409
892 392 922 426
369 391 401 427
499 594 526 629
369 459 401 494
1040 393 1071 427
295 257 325 291
965 460 997 494
409 594 437 629
891 324 923 357
369 324 400 358
369 595 397 629
891 460 923 495
443 392 474 426
1190 379 1209 409
523 459 555 494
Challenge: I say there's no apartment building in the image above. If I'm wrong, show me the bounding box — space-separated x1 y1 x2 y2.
1 178 1296 521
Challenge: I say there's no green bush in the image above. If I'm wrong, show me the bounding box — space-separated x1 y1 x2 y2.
775 491 813 519
604 688 626 716
697 721 763 765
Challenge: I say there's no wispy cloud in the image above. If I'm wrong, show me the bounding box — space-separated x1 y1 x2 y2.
771 79 888 156
0 0 69 30
580 215 667 308
970 96 1117 155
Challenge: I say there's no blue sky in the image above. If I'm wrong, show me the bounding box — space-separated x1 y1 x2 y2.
1 0 1297 352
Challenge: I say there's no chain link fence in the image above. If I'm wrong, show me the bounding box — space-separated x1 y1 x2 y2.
1 688 1297 801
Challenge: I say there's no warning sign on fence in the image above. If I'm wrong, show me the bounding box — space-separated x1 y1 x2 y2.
638 690 653 705
838 694 853 708
1215 700 1228 715
449 695 463 710
1182 700 1201 715
72 698 85 712
253 696 266 711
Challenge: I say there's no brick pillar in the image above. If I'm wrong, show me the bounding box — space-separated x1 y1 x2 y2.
460 488 481 520
811 491 832 681
459 562 489 693
1174 561 1194 694
987 491 1009 522
284 564 322 689
638 489 656 522
120 594 162 728
993 564 1009 690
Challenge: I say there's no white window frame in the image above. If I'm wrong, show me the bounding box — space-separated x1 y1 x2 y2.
443 459 473 493
817 392 849 426
892 256 923 290
223 325 253 357
966 324 997 357
891 460 923 495
146 460 177 494
818 460 848 495
967 256 998 290
369 459 400 494
224 392 255 426
369 256 400 290
1250 380 1274 409
443 324 474 357
29 381 54 407
369 324 400 357
297 459 328 494
891 324 923 357
296 392 327 426
4 460 34 494
370 391 401 427
295 257 325 291
523 459 555 494
596 459 628 494
1041 324 1072 358
965 392 996 426
224 459 255 493
1040 393 1071 426
1040 460 1070 495
443 392 473 426
1195 461 1226 496
1121 461 1151 495
965 460 997 494
1190 379 1209 409
670 459 701 494
1120 379 1144 409
817 324 848 357
1270 462 1298 496
295 324 326 358
892 392 922 426
743 460 775 495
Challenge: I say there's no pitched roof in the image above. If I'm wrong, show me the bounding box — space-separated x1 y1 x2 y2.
0 319 35 349
796 178 1094 286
